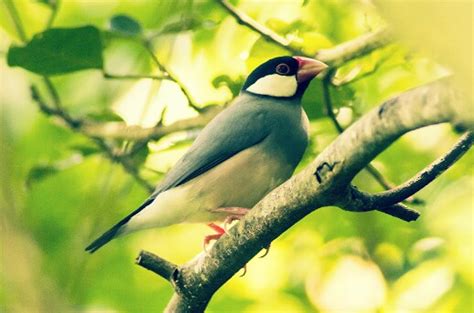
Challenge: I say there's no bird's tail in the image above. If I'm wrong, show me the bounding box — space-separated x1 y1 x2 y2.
85 198 154 253
85 222 125 253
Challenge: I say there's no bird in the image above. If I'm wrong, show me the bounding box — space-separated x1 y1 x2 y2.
85 55 328 253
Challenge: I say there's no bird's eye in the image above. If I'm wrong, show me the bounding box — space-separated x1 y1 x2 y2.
276 63 290 75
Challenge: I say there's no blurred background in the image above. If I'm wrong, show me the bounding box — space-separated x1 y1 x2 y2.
0 0 472 312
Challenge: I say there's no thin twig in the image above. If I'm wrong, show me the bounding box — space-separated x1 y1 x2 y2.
43 77 61 108
322 70 344 132
103 71 170 81
31 85 82 129
4 0 27 42
81 105 221 141
217 0 301 55
120 106 168 158
45 0 60 29
331 49 395 87
143 40 202 112
363 165 394 190
218 1 391 67
92 138 154 192
30 84 154 192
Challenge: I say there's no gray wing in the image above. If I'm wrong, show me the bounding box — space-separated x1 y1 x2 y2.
85 99 271 252
151 100 270 197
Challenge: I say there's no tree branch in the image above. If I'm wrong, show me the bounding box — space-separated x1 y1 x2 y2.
81 105 222 141
217 0 301 54
321 71 421 200
217 0 392 68
138 78 466 311
103 71 169 81
315 28 392 67
143 40 202 112
44 0 60 29
30 84 155 192
331 47 396 86
136 250 178 282
4 0 27 42
359 132 474 209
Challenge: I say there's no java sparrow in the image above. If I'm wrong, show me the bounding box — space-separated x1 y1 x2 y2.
86 56 328 253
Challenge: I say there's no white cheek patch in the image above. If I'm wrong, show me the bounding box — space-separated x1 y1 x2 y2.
246 74 297 97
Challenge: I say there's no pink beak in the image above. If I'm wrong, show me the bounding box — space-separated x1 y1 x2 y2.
294 56 328 83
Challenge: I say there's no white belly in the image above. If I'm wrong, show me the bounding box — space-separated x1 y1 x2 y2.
125 145 293 232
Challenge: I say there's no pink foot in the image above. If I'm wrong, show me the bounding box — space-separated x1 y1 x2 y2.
203 214 251 276
203 223 226 252
210 207 250 231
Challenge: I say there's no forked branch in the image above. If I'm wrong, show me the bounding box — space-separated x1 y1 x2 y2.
342 131 473 213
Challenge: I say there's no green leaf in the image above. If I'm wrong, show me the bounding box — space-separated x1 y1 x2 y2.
26 154 84 187
159 17 207 34
26 165 59 188
109 15 142 37
7 26 103 75
69 143 101 157
130 144 150 167
37 0 56 7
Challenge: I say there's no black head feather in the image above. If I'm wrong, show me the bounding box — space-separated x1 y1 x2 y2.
242 56 297 89
241 56 311 99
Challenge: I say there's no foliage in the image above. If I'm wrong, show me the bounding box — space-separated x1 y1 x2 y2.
0 0 472 312
7 25 103 75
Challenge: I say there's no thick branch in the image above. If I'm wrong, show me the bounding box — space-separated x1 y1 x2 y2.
140 78 463 311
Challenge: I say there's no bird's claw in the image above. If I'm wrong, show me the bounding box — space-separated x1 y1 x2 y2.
259 243 271 258
239 264 247 277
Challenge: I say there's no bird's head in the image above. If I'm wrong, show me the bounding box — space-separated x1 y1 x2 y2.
242 56 328 99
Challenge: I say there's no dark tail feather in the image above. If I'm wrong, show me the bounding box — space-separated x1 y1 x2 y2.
85 198 154 253
85 223 124 253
